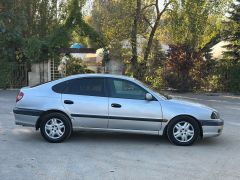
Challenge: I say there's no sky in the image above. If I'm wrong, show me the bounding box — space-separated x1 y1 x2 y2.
82 0 93 15
82 0 166 15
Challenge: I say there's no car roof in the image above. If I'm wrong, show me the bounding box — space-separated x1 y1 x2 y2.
33 74 138 89
67 73 136 81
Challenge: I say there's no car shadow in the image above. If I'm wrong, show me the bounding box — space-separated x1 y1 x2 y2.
68 131 170 145
11 128 228 147
68 131 229 147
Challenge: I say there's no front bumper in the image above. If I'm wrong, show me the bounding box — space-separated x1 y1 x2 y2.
201 119 224 138
13 107 43 127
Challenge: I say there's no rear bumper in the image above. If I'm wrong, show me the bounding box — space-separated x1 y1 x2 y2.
201 119 224 138
13 108 43 127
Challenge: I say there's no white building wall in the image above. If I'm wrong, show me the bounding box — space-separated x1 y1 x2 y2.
28 62 50 86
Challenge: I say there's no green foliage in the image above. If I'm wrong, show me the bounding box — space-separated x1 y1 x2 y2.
216 59 240 92
91 0 135 65
145 40 166 89
65 0 107 48
218 0 240 92
0 61 12 89
0 0 106 60
145 67 164 90
0 0 27 87
0 0 106 88
158 0 236 92
0 0 239 92
163 0 230 50
91 0 135 44
91 0 154 72
222 0 240 61
205 75 222 92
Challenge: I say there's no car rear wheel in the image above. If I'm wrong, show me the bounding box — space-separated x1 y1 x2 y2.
40 112 72 143
167 117 200 146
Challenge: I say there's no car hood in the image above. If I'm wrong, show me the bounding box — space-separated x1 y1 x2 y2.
167 98 216 112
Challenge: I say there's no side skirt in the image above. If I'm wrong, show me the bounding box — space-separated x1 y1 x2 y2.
72 127 160 136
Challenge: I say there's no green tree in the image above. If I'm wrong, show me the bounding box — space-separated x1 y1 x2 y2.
161 0 231 91
0 0 105 87
141 0 171 79
0 0 27 87
91 0 170 80
220 0 240 92
91 0 137 73
145 39 166 90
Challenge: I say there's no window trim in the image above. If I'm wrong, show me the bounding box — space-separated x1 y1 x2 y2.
106 77 157 101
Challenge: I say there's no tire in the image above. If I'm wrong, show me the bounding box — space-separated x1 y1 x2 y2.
167 116 200 146
40 112 72 143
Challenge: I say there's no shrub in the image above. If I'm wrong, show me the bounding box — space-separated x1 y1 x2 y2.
65 57 94 76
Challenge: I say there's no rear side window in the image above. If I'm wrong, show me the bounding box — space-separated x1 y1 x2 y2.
60 77 106 97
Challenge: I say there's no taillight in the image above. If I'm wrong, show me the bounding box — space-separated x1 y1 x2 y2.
16 92 24 102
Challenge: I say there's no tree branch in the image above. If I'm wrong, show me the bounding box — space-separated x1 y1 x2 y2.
158 1 171 17
200 34 221 53
156 0 160 14
143 0 172 69
143 15 153 29
141 3 155 12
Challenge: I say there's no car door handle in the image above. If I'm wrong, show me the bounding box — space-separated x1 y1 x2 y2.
111 103 121 108
64 100 74 104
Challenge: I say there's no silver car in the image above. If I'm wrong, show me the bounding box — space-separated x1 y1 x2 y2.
13 74 224 146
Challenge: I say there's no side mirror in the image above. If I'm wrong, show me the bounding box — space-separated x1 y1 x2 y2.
145 93 153 101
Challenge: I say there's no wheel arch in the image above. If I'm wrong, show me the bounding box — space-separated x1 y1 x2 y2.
163 114 203 138
35 109 72 130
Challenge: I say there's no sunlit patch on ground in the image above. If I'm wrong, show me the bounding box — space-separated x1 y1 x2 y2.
11 128 34 135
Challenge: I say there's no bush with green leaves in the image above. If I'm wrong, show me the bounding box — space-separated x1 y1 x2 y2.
65 57 94 76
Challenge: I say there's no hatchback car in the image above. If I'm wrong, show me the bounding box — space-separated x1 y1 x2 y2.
13 74 224 145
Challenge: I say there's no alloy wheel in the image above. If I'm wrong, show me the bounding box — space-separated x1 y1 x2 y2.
173 121 195 143
45 118 65 139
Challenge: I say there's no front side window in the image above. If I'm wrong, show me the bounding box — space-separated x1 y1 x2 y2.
63 77 106 97
109 79 147 100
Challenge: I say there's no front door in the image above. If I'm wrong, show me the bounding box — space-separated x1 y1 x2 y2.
61 77 109 128
107 78 163 131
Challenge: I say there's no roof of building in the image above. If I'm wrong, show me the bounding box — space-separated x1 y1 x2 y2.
70 43 85 49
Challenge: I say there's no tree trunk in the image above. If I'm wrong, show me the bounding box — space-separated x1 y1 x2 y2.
142 1 171 79
130 0 141 78
144 14 160 64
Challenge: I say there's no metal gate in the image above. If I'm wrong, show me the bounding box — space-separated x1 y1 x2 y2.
10 63 28 89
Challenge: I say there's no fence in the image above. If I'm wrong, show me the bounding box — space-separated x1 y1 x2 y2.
0 62 28 89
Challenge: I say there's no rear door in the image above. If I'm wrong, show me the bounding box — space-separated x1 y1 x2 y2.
107 78 163 131
61 77 109 128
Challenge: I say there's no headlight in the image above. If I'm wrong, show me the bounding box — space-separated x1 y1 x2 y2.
211 111 220 119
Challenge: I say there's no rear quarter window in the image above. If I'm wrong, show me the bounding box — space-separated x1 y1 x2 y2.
52 81 67 93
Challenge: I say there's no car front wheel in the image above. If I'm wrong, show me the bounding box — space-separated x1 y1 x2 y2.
40 112 72 143
167 117 200 146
